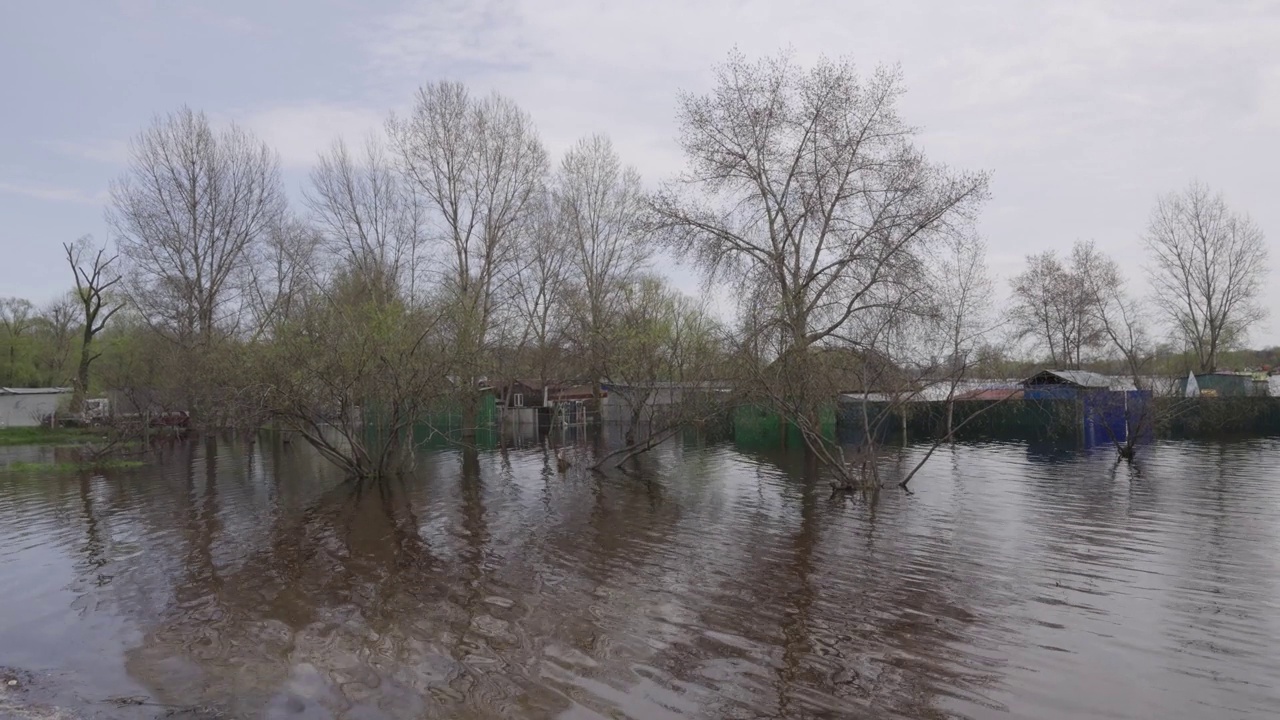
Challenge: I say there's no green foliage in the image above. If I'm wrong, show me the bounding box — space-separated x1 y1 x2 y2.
0 426 106 446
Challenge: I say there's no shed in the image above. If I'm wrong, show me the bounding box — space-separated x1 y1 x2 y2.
1022 370 1111 389
501 379 549 409
1021 370 1118 401
0 387 72 427
1176 372 1270 398
498 380 604 409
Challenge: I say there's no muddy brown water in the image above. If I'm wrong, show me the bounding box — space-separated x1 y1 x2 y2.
1 438 1279 719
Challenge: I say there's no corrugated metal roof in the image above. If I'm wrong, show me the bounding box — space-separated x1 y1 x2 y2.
955 388 1024 401
1023 370 1112 388
0 387 73 396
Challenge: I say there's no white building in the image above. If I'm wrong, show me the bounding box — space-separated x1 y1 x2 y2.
0 387 72 427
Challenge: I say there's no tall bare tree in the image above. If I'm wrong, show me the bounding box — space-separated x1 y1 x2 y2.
930 233 995 435
246 216 322 339
64 236 124 411
1009 240 1109 369
389 82 549 439
507 198 572 387
556 134 650 404
1145 183 1268 373
647 51 988 459
1084 253 1151 382
109 106 287 344
306 137 425 305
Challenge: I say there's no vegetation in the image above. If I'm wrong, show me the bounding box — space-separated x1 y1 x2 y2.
0 426 106 447
0 49 1272 488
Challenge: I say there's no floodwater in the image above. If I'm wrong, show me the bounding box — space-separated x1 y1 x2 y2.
1 437 1279 719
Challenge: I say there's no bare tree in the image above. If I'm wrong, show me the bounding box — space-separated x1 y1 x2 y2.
246 216 322 339
1145 183 1268 373
306 137 425 305
647 51 988 466
507 197 572 386
1009 240 1108 369
389 82 549 439
1078 254 1156 459
1086 254 1151 382
932 233 996 435
556 134 650 405
64 235 124 412
109 106 287 345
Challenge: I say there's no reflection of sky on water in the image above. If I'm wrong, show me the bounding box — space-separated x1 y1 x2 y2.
0 437 1277 718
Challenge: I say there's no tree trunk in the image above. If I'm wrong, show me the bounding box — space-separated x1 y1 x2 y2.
460 390 479 444
72 323 94 414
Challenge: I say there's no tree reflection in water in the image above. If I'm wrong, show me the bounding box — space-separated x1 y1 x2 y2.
8 436 1274 719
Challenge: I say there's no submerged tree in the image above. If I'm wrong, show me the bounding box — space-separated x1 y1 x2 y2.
555 134 650 406
591 275 728 470
1145 183 1268 373
389 82 549 440
648 51 988 482
262 270 455 479
932 233 996 436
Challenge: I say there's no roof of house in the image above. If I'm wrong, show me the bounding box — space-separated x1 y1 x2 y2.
1022 370 1112 389
955 388 1024 401
1183 372 1268 396
0 387 73 396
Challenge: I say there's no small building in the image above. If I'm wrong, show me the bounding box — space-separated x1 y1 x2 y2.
0 387 73 427
601 381 730 423
1021 370 1114 400
498 380 602 409
1176 372 1270 398
501 379 548 409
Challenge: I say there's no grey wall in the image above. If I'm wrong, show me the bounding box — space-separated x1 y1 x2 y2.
0 392 66 427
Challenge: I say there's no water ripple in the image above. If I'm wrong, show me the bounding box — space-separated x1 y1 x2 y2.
0 437 1278 718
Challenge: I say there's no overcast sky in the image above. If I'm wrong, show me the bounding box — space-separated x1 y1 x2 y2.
2 0 1277 346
